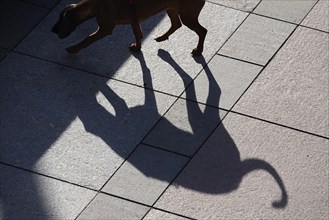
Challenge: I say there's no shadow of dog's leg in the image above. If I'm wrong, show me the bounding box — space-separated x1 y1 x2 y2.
155 9 182 42
66 26 113 53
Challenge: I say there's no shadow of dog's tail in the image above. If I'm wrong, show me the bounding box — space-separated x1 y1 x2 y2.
242 158 288 208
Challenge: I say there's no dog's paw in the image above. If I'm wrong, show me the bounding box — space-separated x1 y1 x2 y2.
155 36 168 42
191 48 203 56
66 46 80 54
129 43 141 52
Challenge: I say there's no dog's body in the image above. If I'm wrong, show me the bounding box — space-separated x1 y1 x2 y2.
52 0 207 55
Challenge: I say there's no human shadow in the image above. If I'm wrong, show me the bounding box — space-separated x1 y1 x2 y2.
0 6 166 219
145 49 288 208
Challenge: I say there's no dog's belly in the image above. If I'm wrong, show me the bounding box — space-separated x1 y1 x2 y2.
107 0 182 23
134 1 181 19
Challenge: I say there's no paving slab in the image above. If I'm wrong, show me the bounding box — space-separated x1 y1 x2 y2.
77 193 149 220
0 0 49 49
254 0 317 24
182 55 262 110
233 26 329 137
302 0 329 32
144 98 227 156
15 1 247 96
210 0 261 11
144 209 189 220
155 112 329 219
0 164 96 220
219 14 296 65
0 52 176 189
102 145 188 205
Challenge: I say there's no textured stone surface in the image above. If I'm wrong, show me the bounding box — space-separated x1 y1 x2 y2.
0 164 96 220
302 0 329 32
16 1 247 96
155 113 329 219
219 14 296 65
210 0 261 11
144 99 226 156
0 52 176 189
102 145 188 205
233 27 329 137
254 0 317 23
182 55 262 110
144 209 189 220
77 194 149 220
2 0 328 219
0 0 48 49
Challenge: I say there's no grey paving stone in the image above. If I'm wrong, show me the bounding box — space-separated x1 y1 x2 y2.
182 55 262 110
210 0 261 11
22 0 61 8
15 1 247 96
219 14 296 65
155 113 329 219
0 52 176 189
233 27 329 137
77 193 149 220
144 209 189 220
302 0 329 32
144 98 227 156
254 0 317 24
102 145 188 205
0 164 96 220
0 0 49 49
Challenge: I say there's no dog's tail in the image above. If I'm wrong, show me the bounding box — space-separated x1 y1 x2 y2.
241 158 288 208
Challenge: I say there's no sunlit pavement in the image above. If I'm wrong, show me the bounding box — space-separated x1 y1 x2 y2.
0 0 328 219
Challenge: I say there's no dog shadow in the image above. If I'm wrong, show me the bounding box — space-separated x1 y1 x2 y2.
0 48 287 219
155 50 287 208
74 49 288 208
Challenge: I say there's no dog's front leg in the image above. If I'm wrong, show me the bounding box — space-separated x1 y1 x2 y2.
129 22 143 52
66 26 113 53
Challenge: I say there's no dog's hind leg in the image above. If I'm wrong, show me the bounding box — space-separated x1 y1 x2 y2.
179 2 207 56
129 22 143 51
66 26 113 53
155 9 182 42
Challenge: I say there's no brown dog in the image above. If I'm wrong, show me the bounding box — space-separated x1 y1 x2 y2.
51 0 207 55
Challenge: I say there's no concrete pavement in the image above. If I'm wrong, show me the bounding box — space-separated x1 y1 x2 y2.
0 0 328 219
